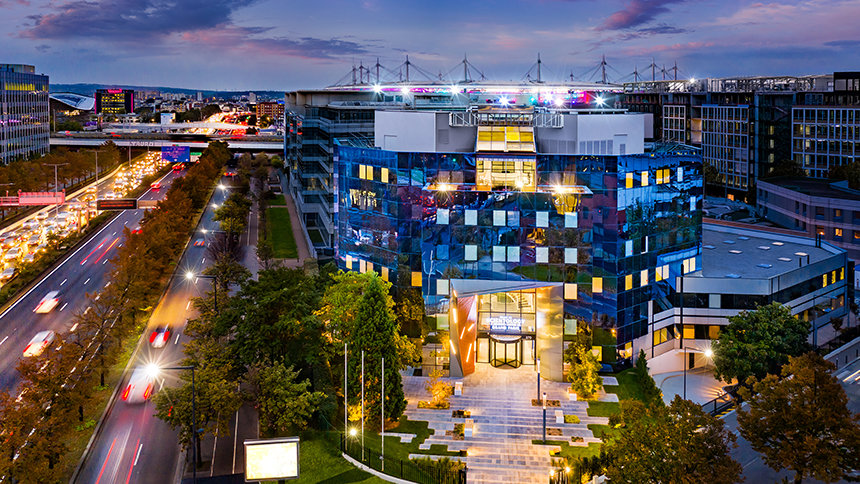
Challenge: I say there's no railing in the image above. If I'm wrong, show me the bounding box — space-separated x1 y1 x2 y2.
341 434 466 484
702 391 735 416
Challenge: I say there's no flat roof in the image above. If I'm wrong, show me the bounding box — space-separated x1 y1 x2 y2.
759 177 860 202
700 222 841 279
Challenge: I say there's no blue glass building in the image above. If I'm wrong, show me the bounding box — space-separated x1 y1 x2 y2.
336 110 703 380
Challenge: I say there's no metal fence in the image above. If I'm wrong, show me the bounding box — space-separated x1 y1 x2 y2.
341 434 466 484
701 391 735 416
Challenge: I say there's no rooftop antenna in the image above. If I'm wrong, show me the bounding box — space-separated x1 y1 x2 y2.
537 53 542 83
633 65 640 83
358 61 366 84
661 64 666 81
405 55 411 82
569 70 575 82
670 60 678 81
464 54 470 83
351 62 357 85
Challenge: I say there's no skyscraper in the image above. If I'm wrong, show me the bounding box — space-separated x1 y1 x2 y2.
0 64 49 164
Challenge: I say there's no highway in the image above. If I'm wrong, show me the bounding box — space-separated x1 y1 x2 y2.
0 160 177 393
75 180 252 484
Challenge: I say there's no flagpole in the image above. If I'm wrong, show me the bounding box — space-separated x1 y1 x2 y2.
361 350 365 463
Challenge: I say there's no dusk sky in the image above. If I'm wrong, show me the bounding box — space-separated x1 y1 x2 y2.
2 0 860 91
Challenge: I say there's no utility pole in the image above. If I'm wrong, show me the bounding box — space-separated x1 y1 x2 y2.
344 343 348 438
45 163 68 216
381 356 385 472
361 350 365 463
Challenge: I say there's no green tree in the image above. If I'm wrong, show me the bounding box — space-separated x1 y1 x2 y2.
766 158 807 178
603 397 741 484
712 302 810 384
256 239 275 270
316 271 382 342
244 361 326 435
213 192 252 236
737 352 860 484
567 344 602 400
201 104 222 119
393 286 426 339
633 349 663 407
348 276 410 426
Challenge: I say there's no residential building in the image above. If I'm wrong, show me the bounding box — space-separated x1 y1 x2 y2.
0 64 49 164
336 107 700 380
255 101 284 120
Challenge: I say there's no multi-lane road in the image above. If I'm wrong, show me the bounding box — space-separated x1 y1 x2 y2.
75 179 254 484
0 164 178 393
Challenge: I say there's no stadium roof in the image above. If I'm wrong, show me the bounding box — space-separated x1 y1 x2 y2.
50 92 95 111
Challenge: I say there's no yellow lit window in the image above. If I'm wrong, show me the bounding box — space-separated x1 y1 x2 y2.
831 271 836 284
709 325 721 339
381 266 389 281
381 167 389 183
823 273 828 287
411 271 422 287
836 228 843 237
641 171 649 186
625 172 633 189
653 328 668 345
345 255 354 270
564 283 578 300
840 267 845 280
359 259 367 273
640 269 648 286
593 277 603 293
683 324 695 340
625 274 633 291
358 164 366 180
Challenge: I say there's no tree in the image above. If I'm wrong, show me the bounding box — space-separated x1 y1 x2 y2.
201 104 222 119
829 161 860 190
603 397 742 484
348 276 410 426
256 239 275 270
393 286 426 338
633 349 663 407
737 352 860 483
213 192 252 236
712 302 810 384
424 369 452 408
316 271 382 343
567 344 602 400
244 361 326 435
766 158 806 178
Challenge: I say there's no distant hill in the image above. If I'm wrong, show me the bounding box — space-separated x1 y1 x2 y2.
50 83 284 100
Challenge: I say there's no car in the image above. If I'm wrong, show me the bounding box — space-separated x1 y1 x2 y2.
122 368 155 403
23 330 55 357
22 253 35 264
26 234 40 247
35 291 60 314
0 266 17 281
149 326 170 348
150 181 161 189
35 212 48 221
193 238 205 247
3 247 20 261
131 226 142 235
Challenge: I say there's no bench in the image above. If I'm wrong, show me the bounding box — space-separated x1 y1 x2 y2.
555 410 564 424
464 418 473 437
454 381 463 396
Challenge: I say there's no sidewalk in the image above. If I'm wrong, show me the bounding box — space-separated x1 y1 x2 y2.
277 170 313 267
654 367 728 405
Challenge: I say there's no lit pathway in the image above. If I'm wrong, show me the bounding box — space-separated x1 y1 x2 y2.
403 364 616 484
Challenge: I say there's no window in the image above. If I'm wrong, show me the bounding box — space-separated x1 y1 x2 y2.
536 211 548 228
625 274 633 291
437 208 449 225
655 264 668 282
345 255 354 270
411 271 422 287
593 277 603 293
625 172 633 189
507 211 520 227
677 167 683 182
437 279 449 296
465 245 477 261
380 167 389 183
565 248 577 264
641 171 649 186
653 327 668 345
564 212 578 228
493 210 505 226
854 230 860 241
507 246 520 262
835 228 843 238
358 164 366 180
564 283 577 300
536 247 548 263
465 209 477 226
625 240 633 257
493 246 505 261
640 269 648 286
834 209 843 219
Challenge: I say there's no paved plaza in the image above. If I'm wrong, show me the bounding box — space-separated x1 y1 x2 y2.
402 364 617 484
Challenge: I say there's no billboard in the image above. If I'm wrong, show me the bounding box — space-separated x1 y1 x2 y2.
244 437 299 481
161 145 190 164
97 198 137 210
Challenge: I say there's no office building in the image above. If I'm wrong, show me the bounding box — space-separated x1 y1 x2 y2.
94 88 134 115
285 73 627 251
0 64 49 164
336 107 700 379
256 101 284 121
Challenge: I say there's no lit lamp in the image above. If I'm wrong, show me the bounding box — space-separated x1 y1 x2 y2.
542 391 547 443
536 357 541 401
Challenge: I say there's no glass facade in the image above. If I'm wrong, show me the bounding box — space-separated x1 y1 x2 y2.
0 65 49 165
336 145 703 366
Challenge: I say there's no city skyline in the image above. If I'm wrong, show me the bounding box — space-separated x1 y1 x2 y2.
2 0 860 90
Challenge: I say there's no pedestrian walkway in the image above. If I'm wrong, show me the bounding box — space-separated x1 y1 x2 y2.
277 170 313 268
403 364 614 484
654 367 728 405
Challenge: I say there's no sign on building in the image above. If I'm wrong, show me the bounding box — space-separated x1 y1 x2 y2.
244 437 299 481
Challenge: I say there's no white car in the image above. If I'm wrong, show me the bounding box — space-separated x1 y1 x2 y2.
23 330 55 357
35 291 60 314
0 266 17 281
4 247 20 261
122 368 155 403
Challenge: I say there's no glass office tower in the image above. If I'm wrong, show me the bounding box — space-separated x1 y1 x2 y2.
0 64 49 165
336 131 702 379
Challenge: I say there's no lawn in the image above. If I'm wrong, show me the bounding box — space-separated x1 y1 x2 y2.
267 194 286 206
602 368 644 401
283 432 385 484
266 206 299 258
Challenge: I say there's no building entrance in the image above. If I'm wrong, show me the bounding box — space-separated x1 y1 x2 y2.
489 334 522 368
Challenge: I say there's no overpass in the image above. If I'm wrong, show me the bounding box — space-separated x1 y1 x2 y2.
50 137 283 152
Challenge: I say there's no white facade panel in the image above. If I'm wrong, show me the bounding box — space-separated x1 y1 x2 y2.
374 111 437 152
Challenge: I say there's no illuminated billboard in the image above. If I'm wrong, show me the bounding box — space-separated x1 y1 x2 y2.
244 437 299 481
161 145 190 164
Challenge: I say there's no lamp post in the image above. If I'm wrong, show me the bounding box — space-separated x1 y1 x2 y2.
185 271 217 314
45 163 69 216
536 357 541 402
148 364 197 484
678 275 686 399
541 391 547 444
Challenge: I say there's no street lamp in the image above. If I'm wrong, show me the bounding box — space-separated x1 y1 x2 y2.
147 364 198 484
186 271 218 314
536 357 541 401
541 391 547 444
